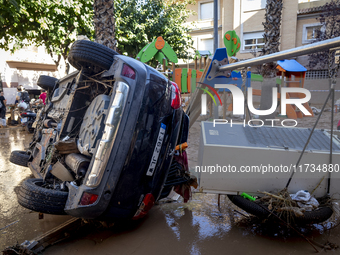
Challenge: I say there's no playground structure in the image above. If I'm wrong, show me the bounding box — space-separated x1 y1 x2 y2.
223 30 241 57
249 59 314 119
276 59 314 119
135 32 321 120
174 50 211 94
136 36 178 76
172 30 240 94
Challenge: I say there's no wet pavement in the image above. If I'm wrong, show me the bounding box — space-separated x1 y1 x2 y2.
0 129 72 251
44 194 340 255
1 128 340 254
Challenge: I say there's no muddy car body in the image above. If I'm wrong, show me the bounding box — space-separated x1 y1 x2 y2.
11 41 189 220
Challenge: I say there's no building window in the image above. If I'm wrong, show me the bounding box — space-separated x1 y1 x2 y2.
199 38 214 54
243 32 264 51
200 1 214 20
306 26 320 40
302 23 323 44
242 0 266 12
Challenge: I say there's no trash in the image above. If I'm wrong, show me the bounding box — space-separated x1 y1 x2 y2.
311 106 321 115
276 206 305 217
258 189 322 217
290 190 310 201
0 220 19 231
241 192 256 201
17 101 28 110
166 189 181 201
332 201 340 216
0 129 9 139
290 190 319 211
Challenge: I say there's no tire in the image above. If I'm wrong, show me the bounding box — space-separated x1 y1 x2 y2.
17 178 68 215
25 121 34 133
297 207 333 224
37 75 58 91
228 195 270 218
68 40 119 73
228 195 333 224
9 150 30 167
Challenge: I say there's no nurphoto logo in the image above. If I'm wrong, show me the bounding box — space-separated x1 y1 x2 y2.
201 84 312 117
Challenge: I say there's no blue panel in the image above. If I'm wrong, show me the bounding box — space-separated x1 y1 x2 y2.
205 48 251 92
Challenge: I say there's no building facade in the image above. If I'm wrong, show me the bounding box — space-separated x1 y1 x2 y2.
187 0 332 74
0 43 76 104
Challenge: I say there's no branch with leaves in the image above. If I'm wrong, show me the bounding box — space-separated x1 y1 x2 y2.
0 0 94 74
115 0 195 66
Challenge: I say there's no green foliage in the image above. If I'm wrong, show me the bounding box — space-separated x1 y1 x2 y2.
115 0 194 66
0 0 94 70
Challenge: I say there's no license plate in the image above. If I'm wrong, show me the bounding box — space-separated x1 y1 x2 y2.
21 117 28 123
146 123 166 176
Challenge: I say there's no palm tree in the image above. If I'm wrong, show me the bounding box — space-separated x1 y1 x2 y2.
259 0 283 122
93 0 116 50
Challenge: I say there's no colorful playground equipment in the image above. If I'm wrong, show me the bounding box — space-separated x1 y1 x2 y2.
223 30 241 57
174 50 211 93
276 59 314 118
174 30 241 94
174 68 204 94
136 33 313 120
136 36 178 66
226 59 314 119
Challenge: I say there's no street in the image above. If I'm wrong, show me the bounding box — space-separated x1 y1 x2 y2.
1 128 340 254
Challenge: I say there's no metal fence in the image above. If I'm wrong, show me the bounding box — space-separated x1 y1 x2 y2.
305 69 329 80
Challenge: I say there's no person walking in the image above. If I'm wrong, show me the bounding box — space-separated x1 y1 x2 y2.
15 87 22 104
38 89 47 105
0 91 7 127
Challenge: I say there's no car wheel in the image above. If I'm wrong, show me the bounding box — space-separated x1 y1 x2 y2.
9 150 30 167
25 122 34 133
68 40 119 73
228 195 333 224
17 178 68 215
37 75 58 91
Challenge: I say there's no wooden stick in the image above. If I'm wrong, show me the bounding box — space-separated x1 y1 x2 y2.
276 207 305 217
258 191 287 201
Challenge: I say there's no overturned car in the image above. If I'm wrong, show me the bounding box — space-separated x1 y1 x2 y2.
10 40 190 220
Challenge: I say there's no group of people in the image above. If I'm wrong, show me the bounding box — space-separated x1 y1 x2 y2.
0 87 47 128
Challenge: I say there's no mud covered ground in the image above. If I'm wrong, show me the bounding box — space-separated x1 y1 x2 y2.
1 112 340 254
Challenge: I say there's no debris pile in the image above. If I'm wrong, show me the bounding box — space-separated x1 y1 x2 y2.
257 189 327 221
